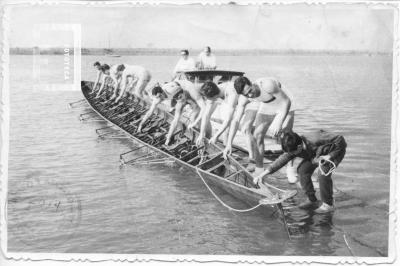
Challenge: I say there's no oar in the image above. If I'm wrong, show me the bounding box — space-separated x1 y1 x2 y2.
277 203 292 240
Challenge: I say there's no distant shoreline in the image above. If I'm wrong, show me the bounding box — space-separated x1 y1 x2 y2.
9 47 391 56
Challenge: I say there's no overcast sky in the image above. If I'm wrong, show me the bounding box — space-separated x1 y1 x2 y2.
8 3 394 52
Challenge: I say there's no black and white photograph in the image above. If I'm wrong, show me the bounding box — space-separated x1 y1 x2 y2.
0 1 398 265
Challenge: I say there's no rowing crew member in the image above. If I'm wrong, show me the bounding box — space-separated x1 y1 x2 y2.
92 61 102 93
223 77 292 177
95 64 120 98
111 64 152 102
137 81 193 133
254 131 347 213
196 80 241 146
163 80 207 145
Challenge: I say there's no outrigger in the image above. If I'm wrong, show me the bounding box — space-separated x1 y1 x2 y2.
72 70 298 238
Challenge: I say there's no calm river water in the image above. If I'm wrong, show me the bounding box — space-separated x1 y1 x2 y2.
6 54 392 255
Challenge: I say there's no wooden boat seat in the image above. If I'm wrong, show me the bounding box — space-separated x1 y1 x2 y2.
197 152 223 170
224 170 244 180
206 160 226 173
180 145 204 161
187 154 202 165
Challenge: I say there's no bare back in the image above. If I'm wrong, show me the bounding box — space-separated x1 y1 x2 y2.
122 65 147 79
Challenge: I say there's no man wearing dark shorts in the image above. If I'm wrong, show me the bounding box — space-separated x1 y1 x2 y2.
254 130 347 213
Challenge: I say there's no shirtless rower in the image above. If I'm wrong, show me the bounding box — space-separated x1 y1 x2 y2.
196 80 241 146
137 82 182 133
92 61 102 93
223 76 291 177
95 64 121 99
112 64 152 102
163 80 207 145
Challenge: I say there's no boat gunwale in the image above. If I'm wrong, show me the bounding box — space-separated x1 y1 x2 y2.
81 81 273 200
179 69 245 76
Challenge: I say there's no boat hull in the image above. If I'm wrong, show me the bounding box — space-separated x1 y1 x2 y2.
80 81 285 214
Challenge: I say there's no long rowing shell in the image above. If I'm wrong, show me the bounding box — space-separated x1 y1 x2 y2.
80 81 296 212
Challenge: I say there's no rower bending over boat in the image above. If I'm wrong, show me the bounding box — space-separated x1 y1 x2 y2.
111 64 152 102
223 77 292 177
255 131 347 213
196 80 242 146
164 80 207 145
95 64 121 98
137 82 183 133
92 61 102 93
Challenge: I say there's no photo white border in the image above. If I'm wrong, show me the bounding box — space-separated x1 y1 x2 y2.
0 0 398 264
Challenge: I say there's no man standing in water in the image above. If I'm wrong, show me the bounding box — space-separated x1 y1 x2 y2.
111 64 152 102
253 131 347 214
223 77 292 177
196 46 217 70
92 61 103 93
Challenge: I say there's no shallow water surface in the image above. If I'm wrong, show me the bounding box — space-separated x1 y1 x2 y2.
6 54 391 255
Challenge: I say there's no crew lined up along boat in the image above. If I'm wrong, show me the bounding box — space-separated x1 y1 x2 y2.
70 70 300 238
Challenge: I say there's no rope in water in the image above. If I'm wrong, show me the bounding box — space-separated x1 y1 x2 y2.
330 198 356 257
195 152 356 252
343 234 355 257
195 160 355 253
195 167 263 212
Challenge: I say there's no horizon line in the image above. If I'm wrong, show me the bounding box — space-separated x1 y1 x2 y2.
9 47 392 55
